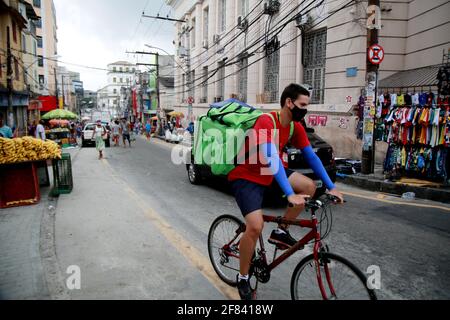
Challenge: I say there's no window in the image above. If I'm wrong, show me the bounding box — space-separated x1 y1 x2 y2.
35 18 42 29
14 58 19 80
12 22 17 43
38 55 44 67
37 36 43 48
113 77 116 83
217 61 225 100
22 34 26 52
238 56 248 102
240 0 249 16
119 67 123 72
303 28 327 104
126 67 129 72
132 68 135 73
120 78 123 83
33 0 41 8
182 74 186 102
39 75 44 89
264 49 280 103
191 18 196 48
202 66 208 101
113 89 117 94
219 0 226 33
113 67 116 72
203 8 209 41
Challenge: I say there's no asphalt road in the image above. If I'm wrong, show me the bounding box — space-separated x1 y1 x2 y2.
57 137 450 300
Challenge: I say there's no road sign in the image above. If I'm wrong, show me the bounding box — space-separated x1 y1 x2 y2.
187 97 194 104
368 44 384 65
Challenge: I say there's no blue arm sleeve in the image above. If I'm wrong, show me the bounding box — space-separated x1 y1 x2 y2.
302 146 336 191
261 143 295 197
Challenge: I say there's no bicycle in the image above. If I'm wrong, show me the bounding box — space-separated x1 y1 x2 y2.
207 194 378 300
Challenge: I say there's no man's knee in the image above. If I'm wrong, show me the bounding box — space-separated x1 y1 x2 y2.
245 213 264 238
306 179 317 196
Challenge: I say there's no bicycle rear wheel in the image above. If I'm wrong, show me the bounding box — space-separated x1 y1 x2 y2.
208 215 245 287
291 252 377 300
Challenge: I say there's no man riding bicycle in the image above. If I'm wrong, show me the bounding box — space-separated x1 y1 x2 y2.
228 84 344 300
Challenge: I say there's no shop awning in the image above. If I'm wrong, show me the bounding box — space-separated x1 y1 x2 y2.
379 65 440 89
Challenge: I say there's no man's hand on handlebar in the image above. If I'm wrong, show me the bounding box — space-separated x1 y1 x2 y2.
287 194 310 208
328 189 344 204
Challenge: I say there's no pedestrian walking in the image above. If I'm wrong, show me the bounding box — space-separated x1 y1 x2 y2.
120 118 132 148
93 120 106 159
35 120 46 141
145 121 152 140
111 120 121 147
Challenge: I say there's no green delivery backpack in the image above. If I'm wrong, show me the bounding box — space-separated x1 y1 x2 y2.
193 101 294 176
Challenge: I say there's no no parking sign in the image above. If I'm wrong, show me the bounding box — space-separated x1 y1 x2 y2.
368 44 385 65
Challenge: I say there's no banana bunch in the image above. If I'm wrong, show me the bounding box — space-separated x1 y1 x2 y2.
0 138 17 164
0 137 62 165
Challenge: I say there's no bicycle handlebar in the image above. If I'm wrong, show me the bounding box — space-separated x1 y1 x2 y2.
288 194 345 209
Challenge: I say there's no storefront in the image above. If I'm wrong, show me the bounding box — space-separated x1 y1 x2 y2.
376 65 450 185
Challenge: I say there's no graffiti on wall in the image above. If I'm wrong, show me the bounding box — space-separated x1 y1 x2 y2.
308 115 351 130
308 115 328 127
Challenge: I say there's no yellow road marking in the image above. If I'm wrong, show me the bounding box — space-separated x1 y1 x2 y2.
342 191 450 212
101 159 240 300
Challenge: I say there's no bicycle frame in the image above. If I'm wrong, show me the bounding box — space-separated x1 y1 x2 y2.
221 204 337 300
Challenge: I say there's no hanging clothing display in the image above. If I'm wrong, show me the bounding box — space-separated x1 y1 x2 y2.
380 90 449 181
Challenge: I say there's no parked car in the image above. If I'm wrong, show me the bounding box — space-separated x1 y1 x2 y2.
81 123 111 148
186 124 337 198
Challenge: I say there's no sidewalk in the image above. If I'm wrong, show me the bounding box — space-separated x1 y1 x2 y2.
0 147 80 300
337 165 450 204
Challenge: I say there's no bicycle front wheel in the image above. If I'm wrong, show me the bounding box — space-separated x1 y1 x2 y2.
208 215 245 287
291 252 377 300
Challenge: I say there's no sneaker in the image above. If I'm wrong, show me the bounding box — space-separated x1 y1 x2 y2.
268 229 298 250
237 276 253 300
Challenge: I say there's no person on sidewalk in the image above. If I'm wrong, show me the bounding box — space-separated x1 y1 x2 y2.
35 120 46 141
120 118 132 148
93 120 106 159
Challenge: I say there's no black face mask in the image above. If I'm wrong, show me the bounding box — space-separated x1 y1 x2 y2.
291 104 308 122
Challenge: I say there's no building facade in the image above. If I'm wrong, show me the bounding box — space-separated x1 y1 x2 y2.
167 0 450 160
97 61 136 118
0 0 30 135
31 0 58 96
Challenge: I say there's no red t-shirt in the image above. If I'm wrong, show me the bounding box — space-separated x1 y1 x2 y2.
228 112 311 186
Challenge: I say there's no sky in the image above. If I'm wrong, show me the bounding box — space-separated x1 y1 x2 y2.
53 0 175 91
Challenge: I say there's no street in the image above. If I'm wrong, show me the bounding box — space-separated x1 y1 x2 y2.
49 137 450 300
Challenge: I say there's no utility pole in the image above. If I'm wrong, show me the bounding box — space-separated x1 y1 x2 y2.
6 27 13 127
361 0 381 174
54 68 59 109
155 52 162 134
61 75 65 109
131 51 161 133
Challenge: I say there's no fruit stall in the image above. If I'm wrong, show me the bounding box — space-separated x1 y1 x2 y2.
0 137 62 209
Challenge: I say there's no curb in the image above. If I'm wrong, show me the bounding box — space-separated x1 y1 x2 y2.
337 174 450 204
38 147 82 300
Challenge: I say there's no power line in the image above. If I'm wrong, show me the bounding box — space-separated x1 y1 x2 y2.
162 0 356 99
174 0 319 91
